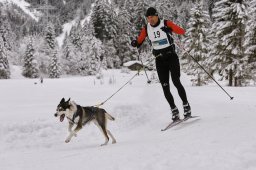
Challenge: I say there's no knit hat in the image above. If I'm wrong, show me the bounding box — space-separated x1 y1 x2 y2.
145 7 158 17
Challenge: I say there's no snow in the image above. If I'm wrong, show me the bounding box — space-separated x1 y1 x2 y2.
0 0 39 21
123 60 141 67
56 20 76 47
0 67 256 170
81 3 94 26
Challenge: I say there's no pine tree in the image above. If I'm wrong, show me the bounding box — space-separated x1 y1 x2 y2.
242 0 256 84
84 36 104 75
69 22 83 50
91 0 117 42
0 16 15 51
22 39 39 78
115 7 137 66
44 22 57 55
132 1 147 35
155 0 177 21
211 0 247 86
182 1 212 86
0 37 10 79
62 36 82 75
49 51 61 78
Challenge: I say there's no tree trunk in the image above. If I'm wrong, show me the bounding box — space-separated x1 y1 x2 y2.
234 77 237 87
229 69 233 86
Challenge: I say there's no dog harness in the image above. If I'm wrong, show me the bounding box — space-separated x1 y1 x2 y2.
71 106 97 126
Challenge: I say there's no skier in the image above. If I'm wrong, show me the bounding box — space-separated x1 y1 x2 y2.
131 7 191 122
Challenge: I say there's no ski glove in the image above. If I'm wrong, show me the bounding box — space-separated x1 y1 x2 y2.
160 26 172 34
131 40 138 47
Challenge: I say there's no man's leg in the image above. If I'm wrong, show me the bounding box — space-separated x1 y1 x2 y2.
155 58 176 109
169 53 188 104
169 53 191 117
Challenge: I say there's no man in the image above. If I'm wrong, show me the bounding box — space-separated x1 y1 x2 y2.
131 7 191 122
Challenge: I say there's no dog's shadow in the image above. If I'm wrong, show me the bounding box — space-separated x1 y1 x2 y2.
173 118 201 130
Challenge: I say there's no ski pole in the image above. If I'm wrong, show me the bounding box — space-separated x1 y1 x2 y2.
172 35 234 100
136 48 152 84
140 59 151 84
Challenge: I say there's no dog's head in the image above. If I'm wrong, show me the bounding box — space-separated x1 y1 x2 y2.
54 98 73 122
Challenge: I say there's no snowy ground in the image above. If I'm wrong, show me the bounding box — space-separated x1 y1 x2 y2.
0 68 256 170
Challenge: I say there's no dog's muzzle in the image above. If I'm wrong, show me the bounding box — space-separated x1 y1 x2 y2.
54 113 65 122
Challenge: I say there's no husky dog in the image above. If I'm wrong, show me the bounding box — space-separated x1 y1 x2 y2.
54 98 116 146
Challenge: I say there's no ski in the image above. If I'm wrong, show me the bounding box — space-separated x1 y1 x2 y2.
161 116 200 131
183 115 200 122
161 119 183 131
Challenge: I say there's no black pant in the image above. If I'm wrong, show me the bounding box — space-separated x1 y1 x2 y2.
155 49 188 109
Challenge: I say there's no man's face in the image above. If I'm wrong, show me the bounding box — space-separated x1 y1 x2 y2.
146 15 159 26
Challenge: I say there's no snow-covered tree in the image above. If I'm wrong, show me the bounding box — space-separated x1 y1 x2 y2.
0 16 15 51
132 1 147 35
211 0 247 86
69 22 83 50
115 7 137 66
62 39 82 75
82 36 104 75
242 0 256 84
104 39 118 68
182 1 212 86
91 0 117 42
0 37 10 79
44 23 57 51
22 39 39 78
155 0 177 21
49 51 61 78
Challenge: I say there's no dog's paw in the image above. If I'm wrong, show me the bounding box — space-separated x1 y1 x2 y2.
74 133 77 137
65 139 71 143
100 143 108 146
112 140 117 144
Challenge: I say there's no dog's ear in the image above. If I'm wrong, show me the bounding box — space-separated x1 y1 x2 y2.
67 98 71 102
60 98 65 103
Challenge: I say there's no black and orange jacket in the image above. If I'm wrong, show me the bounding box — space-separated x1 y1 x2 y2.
136 19 185 46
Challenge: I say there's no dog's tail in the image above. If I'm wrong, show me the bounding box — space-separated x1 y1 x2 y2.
105 112 115 121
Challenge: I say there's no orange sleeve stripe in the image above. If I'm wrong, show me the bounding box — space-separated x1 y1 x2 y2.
137 27 147 45
166 20 185 35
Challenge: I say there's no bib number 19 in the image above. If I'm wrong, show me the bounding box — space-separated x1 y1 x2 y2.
154 31 160 38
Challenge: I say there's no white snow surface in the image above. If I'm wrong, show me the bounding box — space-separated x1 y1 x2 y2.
0 68 256 170
0 0 39 21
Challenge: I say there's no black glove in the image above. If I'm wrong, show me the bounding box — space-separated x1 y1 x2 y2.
160 26 172 34
131 40 138 47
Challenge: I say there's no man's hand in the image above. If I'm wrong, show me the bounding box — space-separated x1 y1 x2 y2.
131 40 138 47
160 26 172 34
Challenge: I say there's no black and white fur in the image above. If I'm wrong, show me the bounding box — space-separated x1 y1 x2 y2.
54 98 116 146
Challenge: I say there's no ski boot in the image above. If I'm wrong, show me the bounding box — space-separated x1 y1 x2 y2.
183 103 191 119
171 107 180 122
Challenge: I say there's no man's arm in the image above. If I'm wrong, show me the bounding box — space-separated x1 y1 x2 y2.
165 20 185 35
131 26 147 48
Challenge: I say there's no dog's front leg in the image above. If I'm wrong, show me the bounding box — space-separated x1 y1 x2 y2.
65 125 82 143
68 122 77 137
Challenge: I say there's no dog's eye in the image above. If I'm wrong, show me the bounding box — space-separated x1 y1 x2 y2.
58 107 64 111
